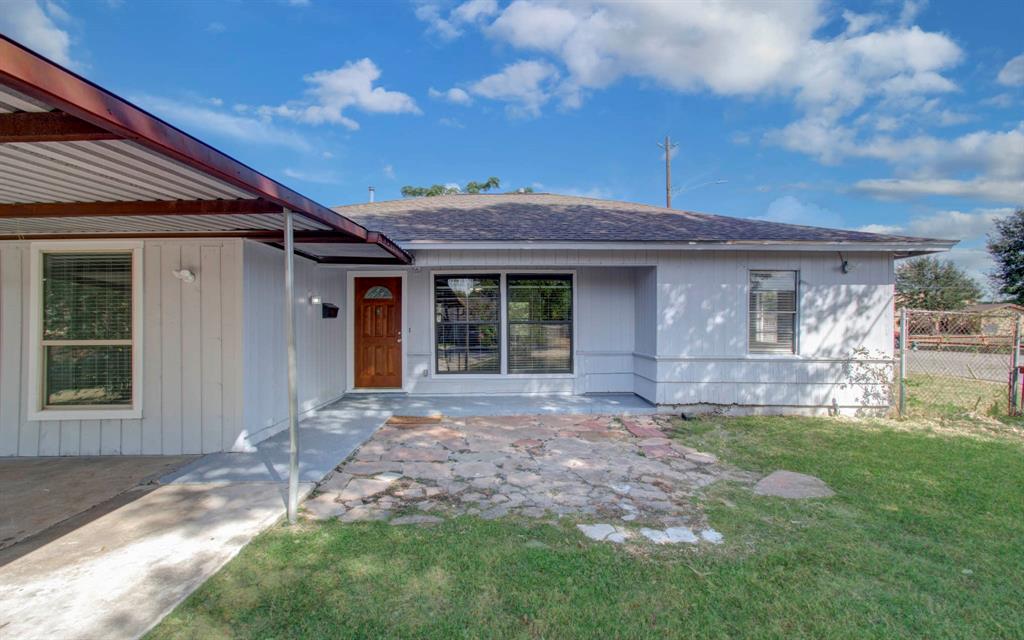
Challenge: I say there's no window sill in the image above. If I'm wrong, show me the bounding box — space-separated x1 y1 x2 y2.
28 407 142 422
431 373 576 380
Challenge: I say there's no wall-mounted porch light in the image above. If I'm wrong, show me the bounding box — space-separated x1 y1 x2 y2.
172 268 196 283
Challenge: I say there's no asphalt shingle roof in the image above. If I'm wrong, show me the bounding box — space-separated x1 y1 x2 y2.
332 193 944 244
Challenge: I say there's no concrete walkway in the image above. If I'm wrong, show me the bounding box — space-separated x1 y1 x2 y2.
0 392 655 639
0 402 383 640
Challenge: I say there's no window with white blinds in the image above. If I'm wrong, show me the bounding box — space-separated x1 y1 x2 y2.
434 275 501 374
41 252 134 407
432 273 574 375
749 270 798 354
507 275 573 373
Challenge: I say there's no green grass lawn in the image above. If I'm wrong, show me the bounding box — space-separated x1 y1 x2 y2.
149 415 1024 640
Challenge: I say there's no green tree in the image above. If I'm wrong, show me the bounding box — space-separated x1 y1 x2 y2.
896 256 981 310
401 177 501 197
987 208 1024 304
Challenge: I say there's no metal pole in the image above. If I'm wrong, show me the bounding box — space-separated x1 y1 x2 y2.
1011 315 1022 416
657 135 677 209
898 306 908 417
284 209 300 524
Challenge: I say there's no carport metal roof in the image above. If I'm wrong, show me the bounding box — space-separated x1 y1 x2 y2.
0 36 410 265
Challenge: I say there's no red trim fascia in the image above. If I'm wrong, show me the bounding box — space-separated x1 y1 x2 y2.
0 37 368 238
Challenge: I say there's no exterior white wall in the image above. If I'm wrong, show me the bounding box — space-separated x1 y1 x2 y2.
0 239 244 457
650 251 894 410
396 248 895 411
240 241 346 447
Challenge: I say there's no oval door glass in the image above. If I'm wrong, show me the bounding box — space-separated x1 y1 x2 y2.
364 285 393 300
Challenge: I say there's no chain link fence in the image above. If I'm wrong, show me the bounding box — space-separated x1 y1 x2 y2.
897 308 1022 419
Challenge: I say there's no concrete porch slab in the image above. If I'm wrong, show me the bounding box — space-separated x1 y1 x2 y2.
0 456 194 551
338 392 658 417
0 481 314 640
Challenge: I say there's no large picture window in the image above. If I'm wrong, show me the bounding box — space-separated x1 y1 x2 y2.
507 275 573 373
749 270 798 354
434 275 501 374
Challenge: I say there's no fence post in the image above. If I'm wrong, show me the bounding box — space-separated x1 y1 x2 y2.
898 307 908 417
1012 315 1022 416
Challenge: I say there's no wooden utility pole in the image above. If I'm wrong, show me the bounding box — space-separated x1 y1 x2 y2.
657 135 678 208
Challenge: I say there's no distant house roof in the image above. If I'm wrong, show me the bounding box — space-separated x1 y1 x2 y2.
333 194 952 252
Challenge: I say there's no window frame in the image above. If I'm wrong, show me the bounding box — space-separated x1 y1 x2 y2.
429 270 577 378
28 241 144 421
506 273 574 374
432 272 502 376
746 269 800 356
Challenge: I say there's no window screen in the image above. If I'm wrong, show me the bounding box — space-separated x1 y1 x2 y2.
42 253 133 406
507 275 572 373
434 275 500 374
749 270 797 354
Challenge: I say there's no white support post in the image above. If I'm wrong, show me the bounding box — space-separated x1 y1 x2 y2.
284 209 300 524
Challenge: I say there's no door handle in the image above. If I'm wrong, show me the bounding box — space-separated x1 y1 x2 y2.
397 334 402 343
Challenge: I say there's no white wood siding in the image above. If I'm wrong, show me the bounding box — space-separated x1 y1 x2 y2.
240 241 346 447
402 248 895 409
0 239 244 456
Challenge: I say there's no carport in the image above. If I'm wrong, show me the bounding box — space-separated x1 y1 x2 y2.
0 35 411 522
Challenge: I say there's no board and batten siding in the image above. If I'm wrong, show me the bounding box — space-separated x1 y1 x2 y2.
240 241 346 446
0 239 244 457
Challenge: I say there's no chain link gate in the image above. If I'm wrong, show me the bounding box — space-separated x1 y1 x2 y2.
897 307 1023 419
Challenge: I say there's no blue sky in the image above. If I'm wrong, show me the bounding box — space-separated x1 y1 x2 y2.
2 0 1022 291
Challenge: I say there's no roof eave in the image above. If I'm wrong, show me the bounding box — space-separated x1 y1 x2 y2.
0 36 413 265
394 239 958 254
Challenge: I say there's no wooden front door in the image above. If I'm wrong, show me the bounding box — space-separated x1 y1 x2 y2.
354 277 402 388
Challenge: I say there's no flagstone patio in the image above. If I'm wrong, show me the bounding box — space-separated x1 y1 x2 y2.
303 413 758 532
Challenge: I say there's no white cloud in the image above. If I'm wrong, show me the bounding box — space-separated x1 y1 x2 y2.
852 177 1024 203
0 0 74 66
773 122 1024 203
259 59 420 130
282 168 340 184
898 0 927 26
452 0 498 23
416 0 498 41
383 164 396 180
133 94 313 152
757 196 843 228
464 1 960 122
997 52 1024 87
206 22 226 34
858 223 905 235
904 208 1013 239
469 59 559 117
428 86 472 105
438 116 465 128
982 93 1015 108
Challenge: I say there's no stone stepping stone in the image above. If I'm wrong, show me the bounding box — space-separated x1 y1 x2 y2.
303 494 347 520
338 477 394 502
753 470 834 499
625 422 664 439
577 523 631 543
640 526 699 544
